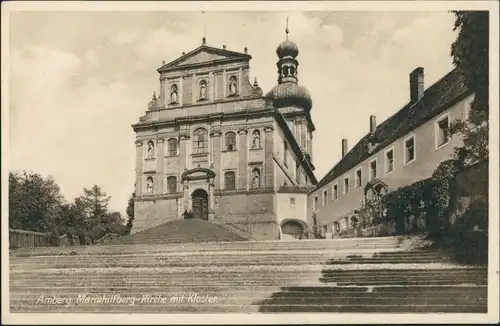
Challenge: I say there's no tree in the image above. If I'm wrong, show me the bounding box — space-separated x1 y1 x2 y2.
125 192 135 235
8 172 63 232
80 185 111 226
450 11 489 164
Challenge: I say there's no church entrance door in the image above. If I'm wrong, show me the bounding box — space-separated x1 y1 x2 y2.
191 189 209 220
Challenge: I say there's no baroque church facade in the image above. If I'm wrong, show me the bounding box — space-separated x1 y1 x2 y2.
132 32 317 240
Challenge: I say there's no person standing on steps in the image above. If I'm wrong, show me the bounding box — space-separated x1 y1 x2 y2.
182 209 189 220
188 210 194 219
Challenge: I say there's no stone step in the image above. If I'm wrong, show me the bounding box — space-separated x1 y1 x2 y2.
11 268 484 278
10 286 487 297
9 251 445 263
10 270 485 282
9 302 487 313
10 239 402 257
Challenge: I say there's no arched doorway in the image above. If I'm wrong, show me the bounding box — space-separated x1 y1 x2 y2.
191 189 208 220
281 219 306 239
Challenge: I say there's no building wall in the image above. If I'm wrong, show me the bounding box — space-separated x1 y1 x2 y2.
309 94 474 233
132 197 180 233
133 47 315 239
276 193 308 224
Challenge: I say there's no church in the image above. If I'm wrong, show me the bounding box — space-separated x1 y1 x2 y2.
131 28 317 240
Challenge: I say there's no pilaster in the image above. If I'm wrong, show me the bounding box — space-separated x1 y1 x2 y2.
156 138 164 194
179 76 184 106
179 133 190 174
222 69 227 98
238 67 243 95
238 128 248 189
264 126 274 188
135 140 144 196
209 72 214 101
159 76 167 107
192 73 197 103
210 130 222 189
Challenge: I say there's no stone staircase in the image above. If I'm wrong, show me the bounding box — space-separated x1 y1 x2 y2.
9 236 487 313
116 219 248 245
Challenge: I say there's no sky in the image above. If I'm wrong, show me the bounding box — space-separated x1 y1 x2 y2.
8 10 458 214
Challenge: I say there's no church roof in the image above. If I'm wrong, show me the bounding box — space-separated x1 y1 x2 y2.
312 67 472 192
157 44 251 72
265 82 312 111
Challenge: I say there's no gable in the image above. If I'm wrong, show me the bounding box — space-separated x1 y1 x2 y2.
158 45 251 72
180 51 228 66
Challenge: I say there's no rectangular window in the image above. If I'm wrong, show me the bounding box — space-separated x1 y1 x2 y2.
436 115 450 148
332 184 338 200
385 149 394 174
355 168 362 189
224 171 236 190
404 135 416 164
167 176 177 193
313 196 318 211
344 177 349 195
290 197 295 205
369 159 377 181
323 190 328 206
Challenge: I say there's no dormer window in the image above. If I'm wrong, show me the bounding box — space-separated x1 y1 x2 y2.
170 84 178 104
199 80 207 100
228 76 237 96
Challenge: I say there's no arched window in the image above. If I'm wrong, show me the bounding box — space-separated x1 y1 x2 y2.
283 66 289 76
290 66 295 76
229 76 237 95
146 177 154 194
251 168 261 189
224 171 236 190
225 132 236 151
167 138 178 156
193 128 208 154
170 84 178 103
167 176 177 194
199 80 207 100
146 140 155 159
251 129 261 149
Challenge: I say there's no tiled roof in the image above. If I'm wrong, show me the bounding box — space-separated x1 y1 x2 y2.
277 185 315 194
312 68 472 192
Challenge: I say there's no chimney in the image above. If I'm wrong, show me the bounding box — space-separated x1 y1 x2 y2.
202 37 206 45
410 67 424 103
244 47 248 54
342 138 348 158
223 45 226 49
370 115 377 134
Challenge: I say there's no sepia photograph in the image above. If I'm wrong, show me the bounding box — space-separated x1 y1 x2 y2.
2 1 499 324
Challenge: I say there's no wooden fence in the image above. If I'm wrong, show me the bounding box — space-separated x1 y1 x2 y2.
9 229 50 248
9 229 80 249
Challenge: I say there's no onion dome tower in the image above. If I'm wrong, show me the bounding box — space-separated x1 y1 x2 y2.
265 19 312 111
